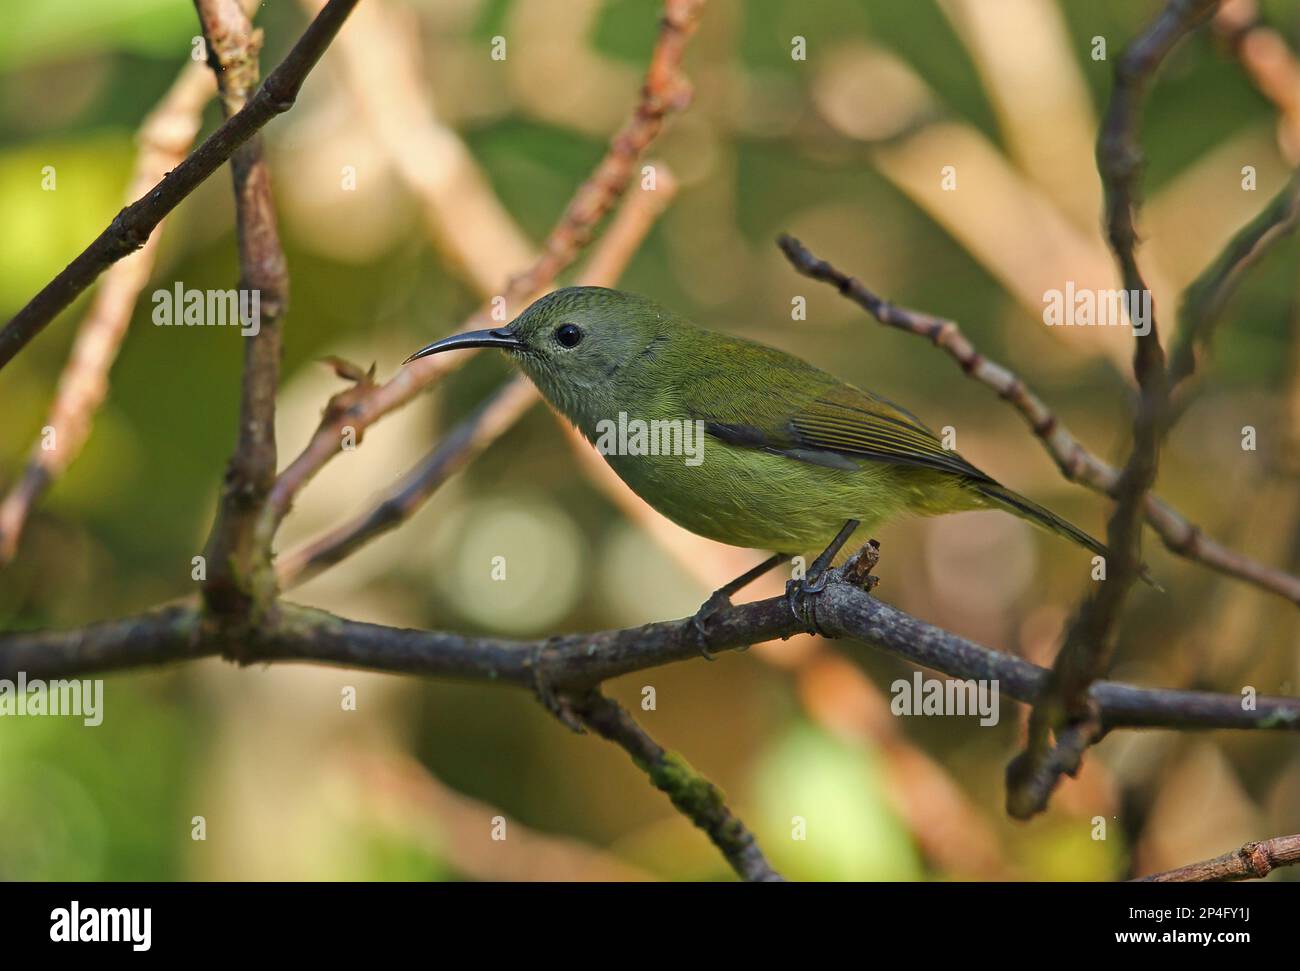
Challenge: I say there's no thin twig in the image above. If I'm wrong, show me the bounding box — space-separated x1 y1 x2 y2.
777 234 1300 607
1134 832 1300 881
277 376 536 586
0 63 216 562
569 691 783 882
0 0 360 371
262 0 705 533
194 0 290 626
1168 170 1300 392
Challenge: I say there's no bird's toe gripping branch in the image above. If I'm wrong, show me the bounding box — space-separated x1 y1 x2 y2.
689 551 794 660
787 526 880 635
784 573 828 631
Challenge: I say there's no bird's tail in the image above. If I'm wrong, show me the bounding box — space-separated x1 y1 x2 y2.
971 481 1161 589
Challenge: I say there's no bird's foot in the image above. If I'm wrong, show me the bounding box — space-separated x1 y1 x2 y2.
689 588 734 660
785 571 831 632
786 537 882 634
785 519 862 633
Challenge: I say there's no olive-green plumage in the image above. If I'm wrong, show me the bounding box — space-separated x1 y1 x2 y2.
407 286 1109 562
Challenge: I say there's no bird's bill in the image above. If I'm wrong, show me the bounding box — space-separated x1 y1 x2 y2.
403 328 522 364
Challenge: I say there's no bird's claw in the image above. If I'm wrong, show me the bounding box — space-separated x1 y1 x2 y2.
786 571 831 631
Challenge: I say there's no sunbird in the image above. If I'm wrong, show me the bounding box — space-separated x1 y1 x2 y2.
406 287 1116 645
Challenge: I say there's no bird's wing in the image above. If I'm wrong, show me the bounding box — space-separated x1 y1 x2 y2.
687 343 994 482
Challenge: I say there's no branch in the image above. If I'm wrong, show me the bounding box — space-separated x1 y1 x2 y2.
0 0 360 372
3 576 1296 735
193 0 291 627
262 0 705 532
1009 0 1215 820
1135 832 1300 881
1168 170 1300 392
277 376 536 586
568 691 783 882
300 0 537 294
0 63 216 562
777 234 1300 607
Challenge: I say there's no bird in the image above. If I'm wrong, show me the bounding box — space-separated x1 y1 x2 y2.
405 286 1126 647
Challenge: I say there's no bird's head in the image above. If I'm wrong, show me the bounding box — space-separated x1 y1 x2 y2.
404 286 678 418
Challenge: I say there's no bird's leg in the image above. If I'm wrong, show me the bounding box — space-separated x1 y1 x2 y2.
691 552 793 660
786 519 860 630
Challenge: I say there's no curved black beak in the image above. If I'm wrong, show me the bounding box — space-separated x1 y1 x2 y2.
403 328 522 365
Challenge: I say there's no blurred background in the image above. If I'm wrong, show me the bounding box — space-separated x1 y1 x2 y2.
2 0 1299 881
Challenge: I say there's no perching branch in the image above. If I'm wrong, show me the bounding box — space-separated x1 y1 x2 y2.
1134 832 1300 881
262 0 705 532
0 0 360 372
4 536 1294 881
0 63 217 562
2 573 1295 735
194 0 291 627
777 234 1300 608
568 691 784 882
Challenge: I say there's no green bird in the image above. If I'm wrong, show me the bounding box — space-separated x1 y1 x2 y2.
406 286 1116 645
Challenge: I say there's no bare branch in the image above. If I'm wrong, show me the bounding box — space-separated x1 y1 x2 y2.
1135 832 1300 881
263 0 705 532
277 376 536 586
0 0 360 371
569 691 783 882
777 234 1300 606
573 164 679 288
1008 0 1218 820
300 0 537 294
194 0 291 627
1169 170 1300 392
0 64 216 562
3 576 1296 735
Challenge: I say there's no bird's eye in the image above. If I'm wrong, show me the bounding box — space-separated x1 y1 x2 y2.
555 323 583 348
